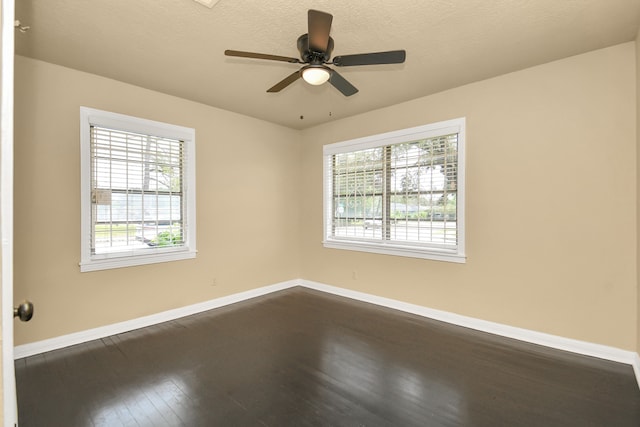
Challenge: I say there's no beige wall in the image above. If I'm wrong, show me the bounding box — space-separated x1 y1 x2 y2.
301 43 638 350
13 56 302 345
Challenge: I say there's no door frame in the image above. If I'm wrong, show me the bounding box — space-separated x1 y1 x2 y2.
1 0 17 425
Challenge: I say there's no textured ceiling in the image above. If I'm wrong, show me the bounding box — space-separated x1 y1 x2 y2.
14 0 640 129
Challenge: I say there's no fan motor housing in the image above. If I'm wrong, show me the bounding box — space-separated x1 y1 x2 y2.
297 34 334 63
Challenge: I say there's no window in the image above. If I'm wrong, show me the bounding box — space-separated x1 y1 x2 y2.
80 107 196 272
323 118 465 263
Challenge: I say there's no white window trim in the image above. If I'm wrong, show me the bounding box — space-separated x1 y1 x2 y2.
79 107 197 272
323 118 466 263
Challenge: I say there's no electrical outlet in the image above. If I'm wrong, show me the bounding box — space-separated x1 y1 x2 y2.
211 278 218 286
352 270 358 280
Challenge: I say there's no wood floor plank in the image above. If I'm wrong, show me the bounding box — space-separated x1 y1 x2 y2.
15 287 640 426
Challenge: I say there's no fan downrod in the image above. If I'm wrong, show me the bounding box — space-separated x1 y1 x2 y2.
297 34 334 63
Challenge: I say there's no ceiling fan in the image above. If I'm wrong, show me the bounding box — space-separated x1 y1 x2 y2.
224 9 406 96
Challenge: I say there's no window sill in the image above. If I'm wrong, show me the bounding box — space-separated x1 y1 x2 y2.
80 249 197 272
323 239 466 263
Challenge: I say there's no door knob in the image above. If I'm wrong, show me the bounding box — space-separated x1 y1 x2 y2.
14 300 34 322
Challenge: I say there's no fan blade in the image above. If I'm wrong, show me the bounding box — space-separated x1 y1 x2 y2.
225 50 300 64
333 50 406 67
329 70 358 97
308 10 332 52
267 70 301 92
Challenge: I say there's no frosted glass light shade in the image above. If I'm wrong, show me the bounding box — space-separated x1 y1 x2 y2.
302 67 331 85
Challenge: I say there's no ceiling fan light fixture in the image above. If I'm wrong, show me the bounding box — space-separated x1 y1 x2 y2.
193 0 220 8
224 9 405 96
302 66 331 85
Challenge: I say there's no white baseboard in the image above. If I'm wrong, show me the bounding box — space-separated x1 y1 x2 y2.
14 278 640 391
13 280 298 359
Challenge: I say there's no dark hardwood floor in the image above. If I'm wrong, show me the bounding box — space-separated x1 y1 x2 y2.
15 287 640 426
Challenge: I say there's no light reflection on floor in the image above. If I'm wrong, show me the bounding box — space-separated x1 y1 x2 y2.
90 374 191 426
319 331 466 423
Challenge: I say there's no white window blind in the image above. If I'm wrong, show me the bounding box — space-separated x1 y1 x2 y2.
80 107 196 272
91 126 185 253
323 118 465 262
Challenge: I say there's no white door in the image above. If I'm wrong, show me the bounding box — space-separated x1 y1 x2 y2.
1 0 18 425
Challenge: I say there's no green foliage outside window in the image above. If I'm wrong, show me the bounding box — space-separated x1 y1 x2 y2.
151 231 182 247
